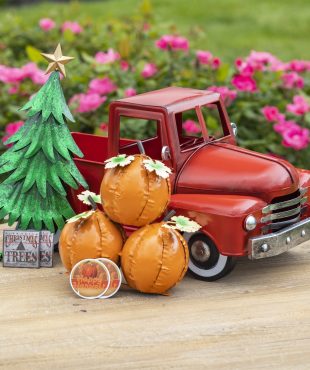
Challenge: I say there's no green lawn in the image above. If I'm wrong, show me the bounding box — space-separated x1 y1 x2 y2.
1 0 310 61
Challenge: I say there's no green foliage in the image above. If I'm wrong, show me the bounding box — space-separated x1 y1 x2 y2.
0 0 309 169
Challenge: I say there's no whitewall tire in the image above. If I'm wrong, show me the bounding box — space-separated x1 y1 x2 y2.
184 232 236 281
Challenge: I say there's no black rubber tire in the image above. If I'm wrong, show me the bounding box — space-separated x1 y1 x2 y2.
186 233 237 281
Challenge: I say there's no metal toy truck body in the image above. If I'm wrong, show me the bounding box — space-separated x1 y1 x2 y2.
68 87 310 280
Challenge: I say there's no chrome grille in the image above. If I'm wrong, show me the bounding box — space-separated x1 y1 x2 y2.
261 188 307 231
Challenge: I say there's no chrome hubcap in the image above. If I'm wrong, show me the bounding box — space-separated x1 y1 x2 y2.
191 241 211 263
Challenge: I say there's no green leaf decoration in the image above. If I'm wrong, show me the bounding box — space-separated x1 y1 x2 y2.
164 216 201 233
77 190 101 205
104 154 135 169
66 210 95 224
143 158 172 179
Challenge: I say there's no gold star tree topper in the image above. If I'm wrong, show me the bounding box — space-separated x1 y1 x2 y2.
41 44 74 78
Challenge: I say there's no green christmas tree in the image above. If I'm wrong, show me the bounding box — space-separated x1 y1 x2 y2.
0 45 88 232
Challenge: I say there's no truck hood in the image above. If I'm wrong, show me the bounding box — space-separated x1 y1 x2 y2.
176 142 300 202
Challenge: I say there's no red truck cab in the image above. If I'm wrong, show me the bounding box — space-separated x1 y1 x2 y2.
69 87 310 281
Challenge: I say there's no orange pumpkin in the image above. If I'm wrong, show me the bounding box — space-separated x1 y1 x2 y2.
100 155 171 227
121 222 189 294
59 209 125 271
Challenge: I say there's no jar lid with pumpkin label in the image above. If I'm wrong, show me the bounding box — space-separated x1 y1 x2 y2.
97 258 122 299
70 259 110 299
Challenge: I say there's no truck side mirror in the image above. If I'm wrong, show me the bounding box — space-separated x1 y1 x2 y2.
231 122 238 137
161 146 171 161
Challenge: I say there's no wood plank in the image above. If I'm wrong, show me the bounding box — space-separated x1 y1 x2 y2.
0 225 310 369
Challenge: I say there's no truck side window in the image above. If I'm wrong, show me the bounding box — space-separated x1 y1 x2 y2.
201 104 225 139
119 116 162 159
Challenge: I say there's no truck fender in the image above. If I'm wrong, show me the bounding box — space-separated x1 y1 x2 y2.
169 193 266 256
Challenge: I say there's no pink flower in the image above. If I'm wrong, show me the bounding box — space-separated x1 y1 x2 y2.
274 120 300 134
275 113 286 124
155 35 173 50
211 57 221 69
171 36 189 51
5 121 24 136
30 69 48 85
95 49 120 64
88 77 117 95
196 50 213 65
239 51 287 73
282 72 304 89
0 63 47 85
21 63 48 85
141 63 157 78
287 95 310 116
39 18 55 32
245 51 279 71
124 88 137 97
3 121 24 146
70 93 106 113
288 60 310 73
235 58 243 69
99 123 108 131
155 34 189 51
61 21 83 34
247 51 277 64
282 125 310 150
269 60 288 72
231 74 257 92
120 60 130 71
208 86 237 105
242 64 255 75
8 85 19 94
183 120 200 134
234 58 255 75
261 106 281 122
21 63 37 78
0 66 25 84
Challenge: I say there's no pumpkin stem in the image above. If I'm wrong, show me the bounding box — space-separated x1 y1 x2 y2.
137 140 145 154
88 196 98 210
163 210 176 221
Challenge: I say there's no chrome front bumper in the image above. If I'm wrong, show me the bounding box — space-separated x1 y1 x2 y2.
248 217 310 260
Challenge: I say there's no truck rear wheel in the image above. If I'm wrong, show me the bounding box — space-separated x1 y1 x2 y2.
184 233 236 281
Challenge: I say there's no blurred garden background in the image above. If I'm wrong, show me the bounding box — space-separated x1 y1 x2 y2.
0 0 309 167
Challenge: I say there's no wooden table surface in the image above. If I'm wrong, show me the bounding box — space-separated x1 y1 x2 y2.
0 224 310 370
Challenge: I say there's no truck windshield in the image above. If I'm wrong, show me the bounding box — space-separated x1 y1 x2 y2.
175 103 226 151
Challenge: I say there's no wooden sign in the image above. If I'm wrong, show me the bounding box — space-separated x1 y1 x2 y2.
39 230 54 268
3 230 40 268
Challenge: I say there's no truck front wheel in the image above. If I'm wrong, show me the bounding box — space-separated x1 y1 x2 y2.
184 233 236 281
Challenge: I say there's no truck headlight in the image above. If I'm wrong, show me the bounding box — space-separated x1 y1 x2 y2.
244 215 257 231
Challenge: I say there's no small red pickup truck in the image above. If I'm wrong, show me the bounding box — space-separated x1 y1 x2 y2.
68 87 310 281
